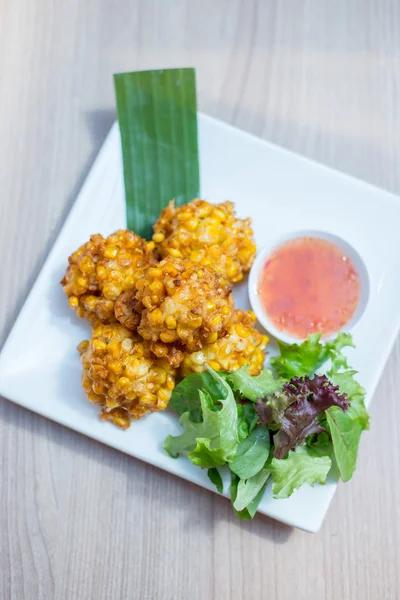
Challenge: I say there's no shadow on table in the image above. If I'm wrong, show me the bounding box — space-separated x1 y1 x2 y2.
0 108 116 350
0 396 293 545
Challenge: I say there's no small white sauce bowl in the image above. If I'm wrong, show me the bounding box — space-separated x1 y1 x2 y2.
248 230 370 344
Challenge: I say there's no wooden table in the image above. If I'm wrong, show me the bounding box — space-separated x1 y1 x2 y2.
1 2 399 599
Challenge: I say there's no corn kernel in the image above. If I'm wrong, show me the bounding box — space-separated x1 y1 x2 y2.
96 266 107 280
135 279 147 291
142 295 154 309
184 314 202 329
93 339 107 351
157 388 171 403
104 246 118 259
148 308 164 326
77 277 88 288
152 233 165 243
166 375 175 390
152 369 167 384
177 211 191 221
235 324 250 338
147 267 162 279
149 280 164 294
212 208 226 220
108 361 122 375
177 325 191 341
208 360 220 370
146 241 156 251
116 377 130 390
68 296 79 309
77 340 89 354
185 218 198 231
190 250 203 263
151 343 168 357
160 330 178 343
108 342 120 358
112 412 130 429
84 296 98 310
80 258 95 273
165 315 177 329
206 332 218 343
167 248 182 258
141 393 157 406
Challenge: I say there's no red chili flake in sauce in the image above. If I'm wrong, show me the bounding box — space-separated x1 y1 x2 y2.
259 236 360 339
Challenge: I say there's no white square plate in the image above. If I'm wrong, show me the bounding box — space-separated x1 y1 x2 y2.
1 114 400 532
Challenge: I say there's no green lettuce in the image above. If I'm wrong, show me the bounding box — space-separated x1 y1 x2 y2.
233 469 270 512
164 369 239 468
230 472 266 520
227 365 284 401
325 368 369 481
270 446 332 499
270 332 353 380
164 413 199 458
169 370 226 423
230 425 270 479
207 467 223 493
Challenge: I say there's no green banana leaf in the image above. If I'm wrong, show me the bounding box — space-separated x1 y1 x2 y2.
114 68 200 239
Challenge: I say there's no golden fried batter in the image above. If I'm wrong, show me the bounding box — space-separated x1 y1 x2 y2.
135 256 234 352
61 230 156 324
153 199 256 286
181 310 268 377
80 323 176 428
114 289 186 368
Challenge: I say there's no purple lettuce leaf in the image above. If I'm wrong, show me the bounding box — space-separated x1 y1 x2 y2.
256 375 349 459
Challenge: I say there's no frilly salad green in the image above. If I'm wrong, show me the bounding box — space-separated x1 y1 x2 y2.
164 333 369 519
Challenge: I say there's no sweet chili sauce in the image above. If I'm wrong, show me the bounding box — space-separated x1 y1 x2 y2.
258 236 360 339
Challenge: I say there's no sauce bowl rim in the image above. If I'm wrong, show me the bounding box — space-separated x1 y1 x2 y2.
248 229 370 345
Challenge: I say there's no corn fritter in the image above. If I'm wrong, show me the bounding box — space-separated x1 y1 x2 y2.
136 256 234 352
152 199 256 286
114 289 186 367
61 230 156 324
80 323 176 428
181 310 268 377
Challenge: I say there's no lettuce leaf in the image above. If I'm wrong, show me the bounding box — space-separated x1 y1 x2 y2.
207 467 223 493
164 412 199 458
169 370 226 423
270 446 332 499
233 469 270 512
325 409 363 482
270 332 353 380
189 437 227 467
230 425 270 479
230 472 266 520
325 368 369 481
227 365 284 402
257 375 349 459
164 369 239 468
237 403 257 440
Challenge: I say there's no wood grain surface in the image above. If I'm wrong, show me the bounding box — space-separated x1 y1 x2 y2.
1 1 399 599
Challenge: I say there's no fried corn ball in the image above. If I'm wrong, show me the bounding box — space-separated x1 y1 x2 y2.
181 310 268 377
80 323 176 429
152 199 256 286
136 256 234 352
114 290 142 331
114 289 186 368
61 230 156 324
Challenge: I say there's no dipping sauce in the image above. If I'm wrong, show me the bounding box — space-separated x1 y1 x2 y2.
258 236 361 339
